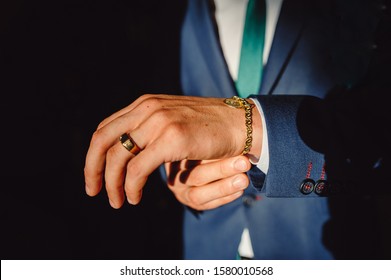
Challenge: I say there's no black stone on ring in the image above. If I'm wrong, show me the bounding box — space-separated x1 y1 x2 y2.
119 133 141 155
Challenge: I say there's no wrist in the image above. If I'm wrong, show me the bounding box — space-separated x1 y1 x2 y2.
223 96 262 160
247 98 262 162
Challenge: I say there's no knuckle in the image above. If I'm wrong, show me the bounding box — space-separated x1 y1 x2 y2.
126 158 149 185
127 159 143 178
189 173 204 187
172 192 188 206
186 168 204 187
90 129 105 148
106 146 121 162
139 93 155 101
220 159 233 177
218 181 231 197
140 96 161 111
187 188 203 207
135 94 154 105
83 166 92 180
164 122 187 144
97 118 108 130
151 108 172 124
157 122 188 157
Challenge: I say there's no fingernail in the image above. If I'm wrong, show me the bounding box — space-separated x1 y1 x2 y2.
127 197 137 205
234 158 248 171
232 176 247 190
109 199 118 209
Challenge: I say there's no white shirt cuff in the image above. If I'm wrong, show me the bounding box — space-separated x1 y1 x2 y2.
250 98 269 174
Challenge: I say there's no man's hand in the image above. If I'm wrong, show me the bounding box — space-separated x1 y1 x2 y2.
166 156 251 211
84 94 262 208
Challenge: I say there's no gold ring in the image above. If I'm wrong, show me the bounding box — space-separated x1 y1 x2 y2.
119 133 141 155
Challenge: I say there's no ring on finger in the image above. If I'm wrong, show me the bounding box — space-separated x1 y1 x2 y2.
119 133 141 156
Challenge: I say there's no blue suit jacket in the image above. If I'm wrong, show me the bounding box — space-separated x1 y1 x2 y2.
179 0 386 259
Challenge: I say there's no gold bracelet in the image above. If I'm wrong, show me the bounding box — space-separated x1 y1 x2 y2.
224 96 254 155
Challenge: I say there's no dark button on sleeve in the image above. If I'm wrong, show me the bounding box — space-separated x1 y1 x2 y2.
315 180 329 196
300 178 315 195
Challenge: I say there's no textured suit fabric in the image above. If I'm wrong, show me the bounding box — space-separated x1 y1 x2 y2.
180 0 387 259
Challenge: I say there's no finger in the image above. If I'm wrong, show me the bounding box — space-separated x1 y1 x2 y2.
165 156 251 186
95 95 241 205
123 111 248 205
123 127 186 205
190 190 244 211
182 173 249 206
182 155 251 187
84 100 154 196
86 96 178 203
124 141 166 205
104 139 138 208
84 129 113 197
122 114 191 204
167 164 248 210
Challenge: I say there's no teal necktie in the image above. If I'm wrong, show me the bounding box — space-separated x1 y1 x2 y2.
235 0 266 98
236 0 266 260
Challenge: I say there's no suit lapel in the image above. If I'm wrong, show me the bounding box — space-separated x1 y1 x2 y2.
185 0 308 98
259 0 308 95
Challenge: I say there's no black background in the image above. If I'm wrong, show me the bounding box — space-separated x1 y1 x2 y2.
1 0 186 259
2 0 391 261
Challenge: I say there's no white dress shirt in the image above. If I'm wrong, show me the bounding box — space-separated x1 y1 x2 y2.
214 0 283 259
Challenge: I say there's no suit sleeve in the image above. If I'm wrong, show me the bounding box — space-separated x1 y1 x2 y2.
248 95 325 197
248 89 389 197
247 1 391 198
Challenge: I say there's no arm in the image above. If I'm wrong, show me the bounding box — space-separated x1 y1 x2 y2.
84 88 389 209
167 87 389 211
84 94 263 208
